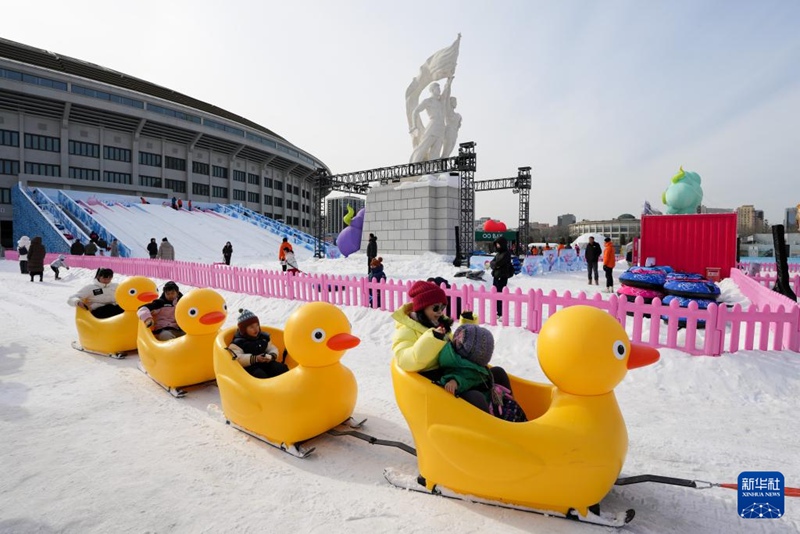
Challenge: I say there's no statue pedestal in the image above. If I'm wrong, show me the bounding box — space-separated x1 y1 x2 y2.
362 177 459 255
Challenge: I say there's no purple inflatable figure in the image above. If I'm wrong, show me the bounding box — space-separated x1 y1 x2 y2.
337 208 365 257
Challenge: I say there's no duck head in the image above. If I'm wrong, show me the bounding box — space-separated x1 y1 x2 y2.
175 288 228 336
284 302 360 368
537 306 659 396
115 276 159 311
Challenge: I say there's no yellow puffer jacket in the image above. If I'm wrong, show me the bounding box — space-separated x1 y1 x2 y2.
391 303 478 372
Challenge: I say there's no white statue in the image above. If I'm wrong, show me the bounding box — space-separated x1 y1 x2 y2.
409 78 452 164
441 94 462 159
406 34 461 163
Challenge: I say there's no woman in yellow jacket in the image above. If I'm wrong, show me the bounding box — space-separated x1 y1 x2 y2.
602 237 616 293
391 280 510 389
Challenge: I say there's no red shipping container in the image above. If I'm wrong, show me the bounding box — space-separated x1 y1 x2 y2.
640 213 737 279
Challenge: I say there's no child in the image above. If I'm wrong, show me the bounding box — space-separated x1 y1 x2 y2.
437 324 521 421
137 281 185 340
50 254 70 280
368 257 386 308
227 309 289 379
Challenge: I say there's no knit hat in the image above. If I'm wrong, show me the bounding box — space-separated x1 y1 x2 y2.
237 308 259 333
408 280 447 313
163 281 179 292
452 324 494 367
370 256 383 268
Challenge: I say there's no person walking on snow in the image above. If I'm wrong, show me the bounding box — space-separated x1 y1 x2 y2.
157 238 175 260
584 236 602 286
602 237 616 293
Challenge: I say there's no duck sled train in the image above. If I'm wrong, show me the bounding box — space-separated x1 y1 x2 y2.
383 468 635 528
71 340 130 360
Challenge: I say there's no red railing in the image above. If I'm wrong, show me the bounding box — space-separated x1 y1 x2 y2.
6 252 798 356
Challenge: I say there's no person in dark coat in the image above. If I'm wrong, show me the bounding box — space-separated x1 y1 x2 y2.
368 257 386 308
584 236 602 286
70 239 85 256
89 231 99 243
27 236 47 282
147 238 158 259
227 309 289 379
366 233 378 275
222 242 233 265
489 236 514 319
84 241 98 256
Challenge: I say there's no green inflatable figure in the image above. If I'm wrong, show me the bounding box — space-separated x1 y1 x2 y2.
662 166 703 215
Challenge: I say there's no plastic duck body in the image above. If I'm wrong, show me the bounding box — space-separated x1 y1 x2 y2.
392 305 659 515
138 288 227 388
75 276 158 354
214 302 360 447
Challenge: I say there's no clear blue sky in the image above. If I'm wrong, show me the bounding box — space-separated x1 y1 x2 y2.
5 0 799 227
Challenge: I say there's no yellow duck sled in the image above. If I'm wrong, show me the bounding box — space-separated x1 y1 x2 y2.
213 302 360 457
137 288 227 397
390 305 659 526
72 276 158 358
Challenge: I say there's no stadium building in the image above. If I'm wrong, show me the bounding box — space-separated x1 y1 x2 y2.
0 37 328 249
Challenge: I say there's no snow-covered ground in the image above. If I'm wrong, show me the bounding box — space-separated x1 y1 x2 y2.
1 240 799 533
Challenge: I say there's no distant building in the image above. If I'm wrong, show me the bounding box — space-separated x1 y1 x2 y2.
475 216 491 230
557 213 576 227
569 214 640 250
736 205 768 235
785 207 798 232
326 196 365 237
698 205 734 214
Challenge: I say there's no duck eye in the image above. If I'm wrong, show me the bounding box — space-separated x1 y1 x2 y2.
612 340 627 360
188 307 198 317
311 328 326 343
128 288 137 296
222 303 228 312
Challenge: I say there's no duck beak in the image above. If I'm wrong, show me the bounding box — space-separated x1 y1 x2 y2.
200 311 226 325
327 332 360 351
627 342 660 369
138 292 159 302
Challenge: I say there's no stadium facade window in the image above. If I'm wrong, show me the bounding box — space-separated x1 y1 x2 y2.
192 161 209 175
164 178 186 193
139 175 162 188
273 180 283 191
264 195 273 205
233 170 246 182
264 177 272 188
293 217 299 225
0 159 20 175
273 198 283 208
69 167 100 181
71 85 144 109
292 201 299 210
24 162 60 176
146 103 201 124
212 165 228 179
247 192 259 203
103 171 131 184
246 131 277 149
292 185 299 196
204 118 244 138
232 189 245 201
139 152 162 167
193 183 210 196
0 129 20 147
247 173 259 185
68 140 99 158
0 187 10 203
0 67 67 90
212 186 229 199
104 146 131 162
24 133 60 152
165 156 186 171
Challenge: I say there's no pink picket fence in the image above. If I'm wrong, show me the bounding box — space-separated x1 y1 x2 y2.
5 253 799 356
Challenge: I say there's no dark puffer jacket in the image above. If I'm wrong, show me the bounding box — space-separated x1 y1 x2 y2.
490 237 514 280
26 237 47 274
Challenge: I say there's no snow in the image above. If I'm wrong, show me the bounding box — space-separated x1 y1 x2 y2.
2 234 799 533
